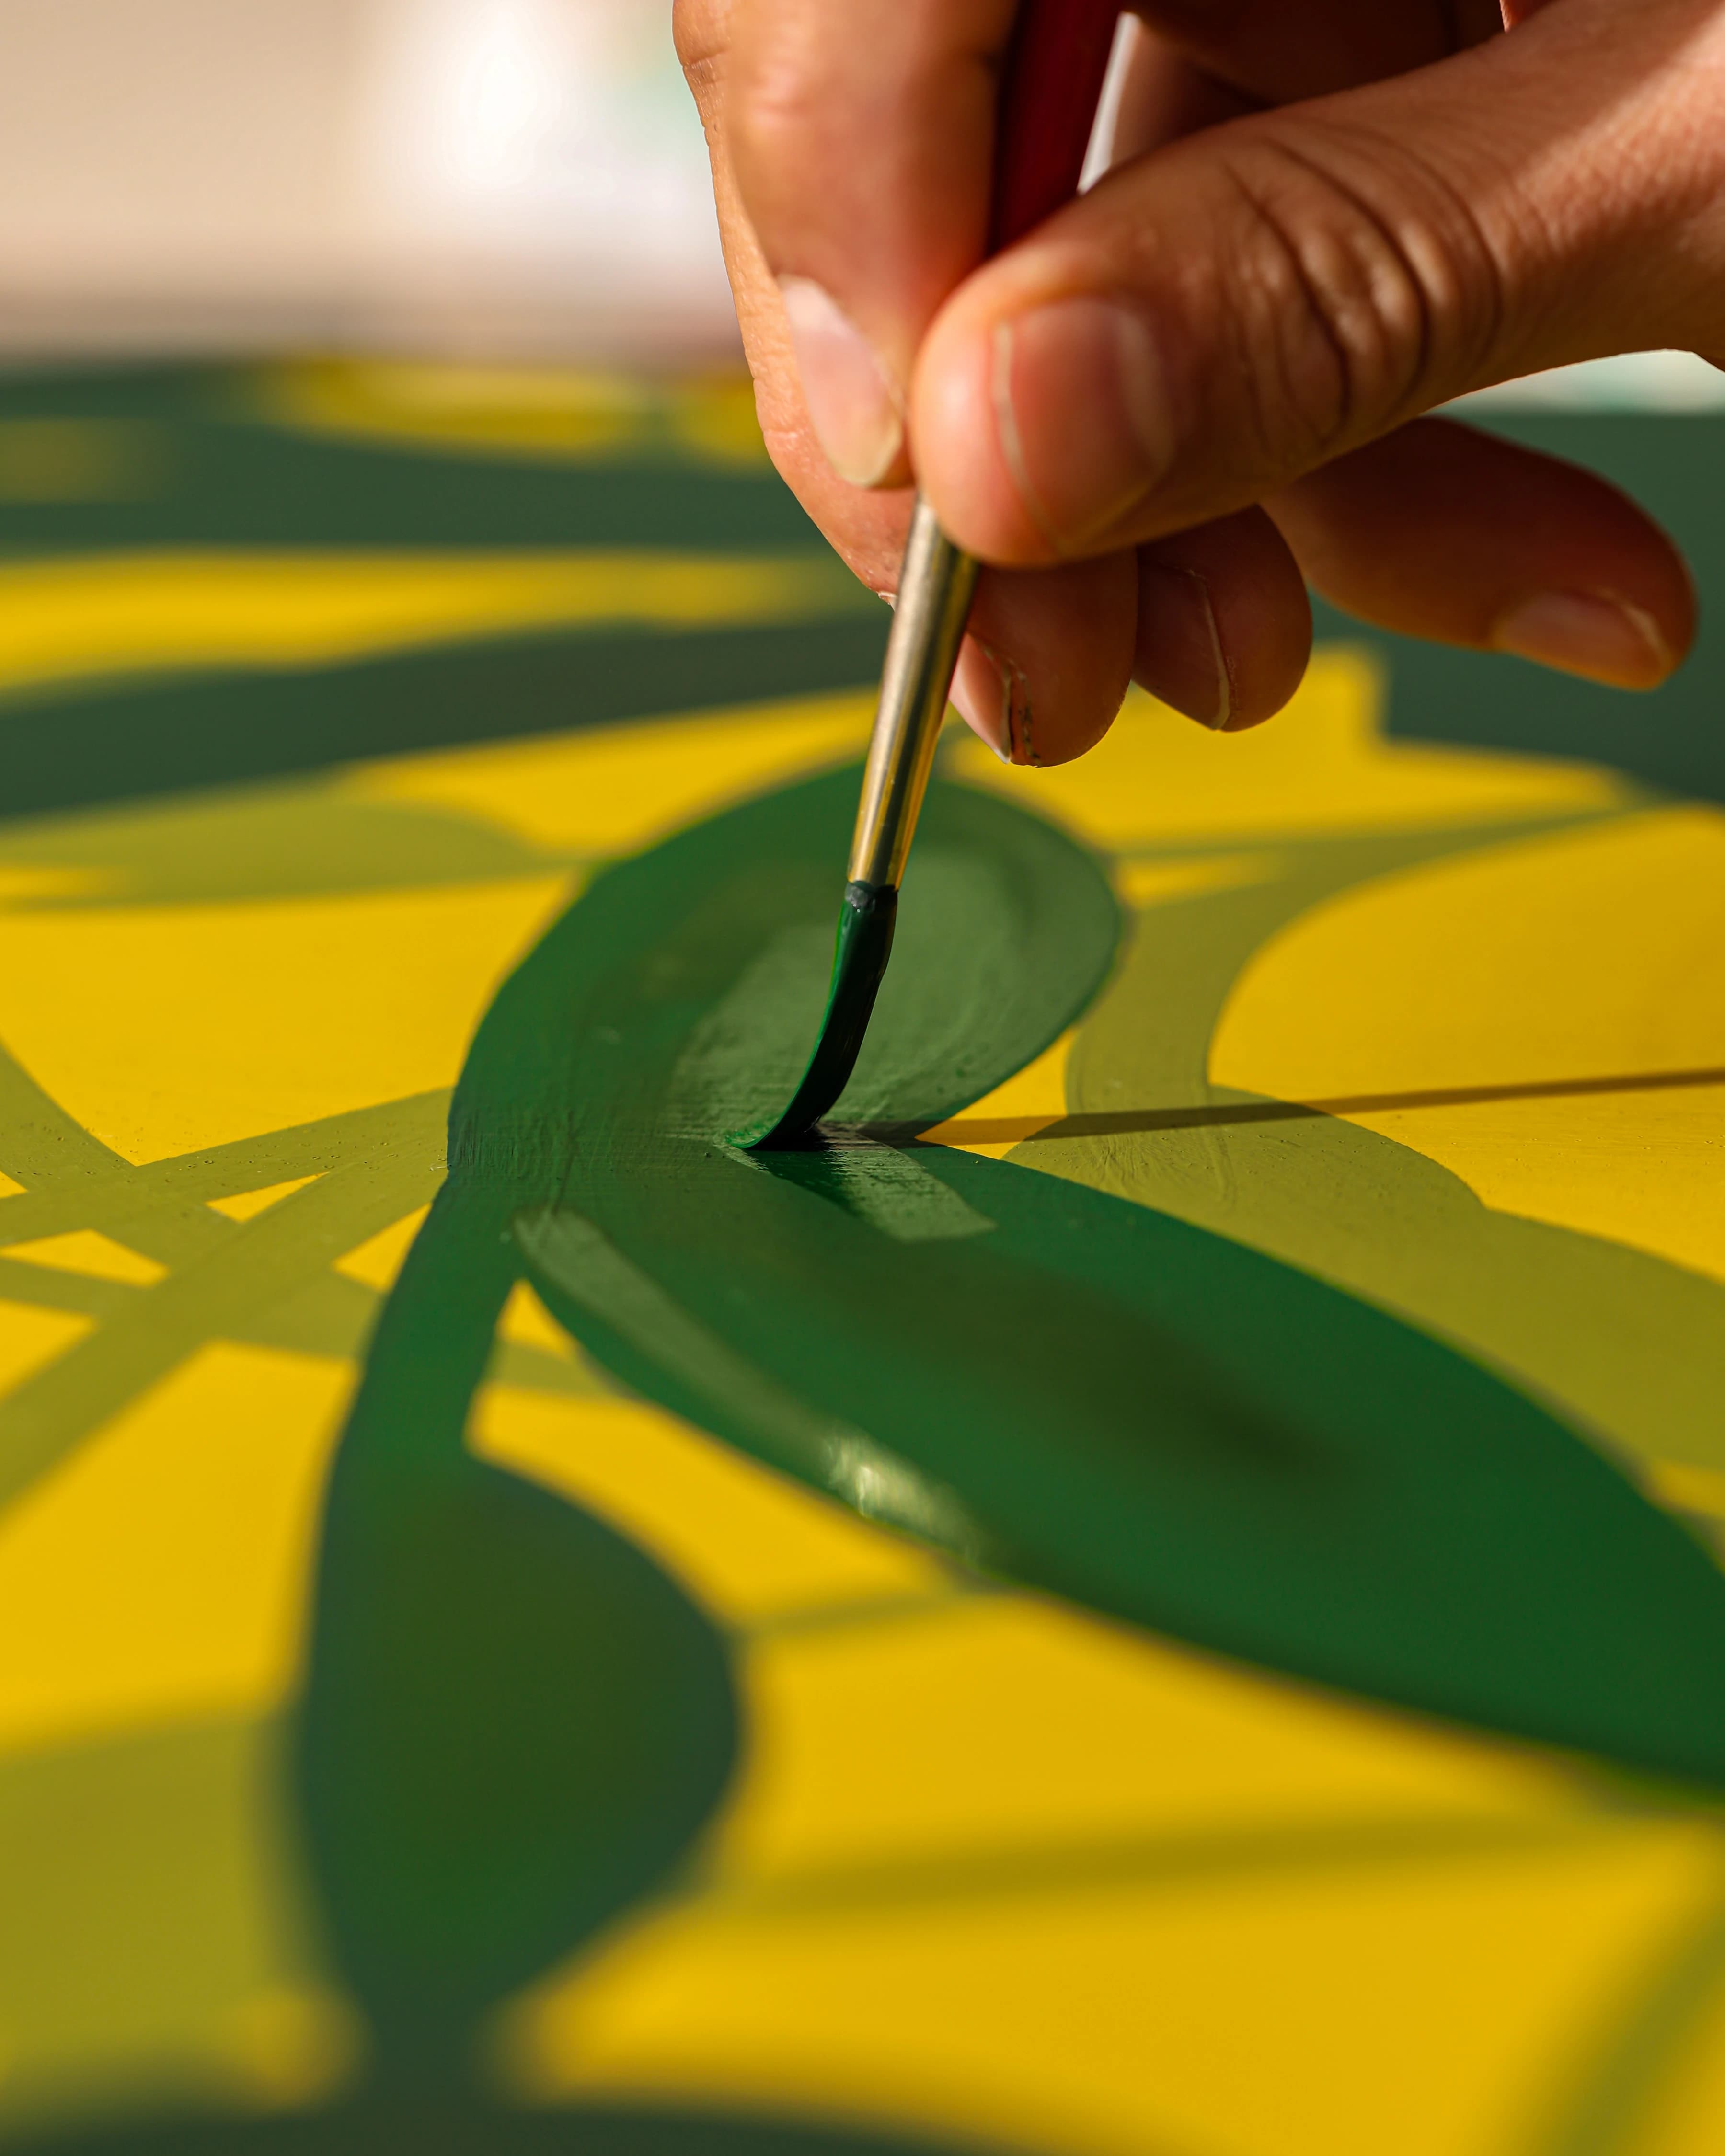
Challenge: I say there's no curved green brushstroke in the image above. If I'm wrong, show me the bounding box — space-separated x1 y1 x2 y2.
741 877 899 1150
270 764 1725 2145
525 1136 1725 1787
294 1176 736 2085
450 764 1119 1174
276 764 1121 2110
448 768 1725 1795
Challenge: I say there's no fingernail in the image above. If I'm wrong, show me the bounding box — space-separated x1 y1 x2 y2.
778 275 903 487
1491 589 1673 689
950 639 1032 763
1135 562 1231 728
992 295 1173 551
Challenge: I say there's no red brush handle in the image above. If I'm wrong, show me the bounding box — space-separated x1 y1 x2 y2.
990 0 1124 253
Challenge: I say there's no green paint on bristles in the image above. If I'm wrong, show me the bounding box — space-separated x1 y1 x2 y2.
737 879 897 1149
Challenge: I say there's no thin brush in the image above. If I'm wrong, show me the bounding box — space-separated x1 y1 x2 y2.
748 0 1125 1150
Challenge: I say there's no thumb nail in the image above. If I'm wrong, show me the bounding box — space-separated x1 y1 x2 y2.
951 639 1032 763
1135 562 1232 728
778 275 904 488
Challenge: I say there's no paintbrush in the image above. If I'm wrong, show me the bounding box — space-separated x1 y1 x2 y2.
747 0 1126 1150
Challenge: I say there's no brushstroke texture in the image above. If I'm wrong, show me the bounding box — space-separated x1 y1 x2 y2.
439 763 1725 1791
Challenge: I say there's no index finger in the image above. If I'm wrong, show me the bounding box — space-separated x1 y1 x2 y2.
726 0 1016 484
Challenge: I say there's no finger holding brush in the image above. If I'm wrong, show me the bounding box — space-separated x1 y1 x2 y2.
679 0 1698 764
680 0 1313 764
709 0 1154 1147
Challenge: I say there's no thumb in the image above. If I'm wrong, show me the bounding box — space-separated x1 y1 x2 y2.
912 0 1725 564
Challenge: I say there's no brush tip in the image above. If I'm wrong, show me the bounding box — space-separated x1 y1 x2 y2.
739 881 898 1150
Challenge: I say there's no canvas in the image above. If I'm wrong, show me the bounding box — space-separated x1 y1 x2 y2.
1 361 1724 2156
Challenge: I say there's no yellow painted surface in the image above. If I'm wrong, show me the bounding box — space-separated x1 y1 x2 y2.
923 1031 1073 1158
261 361 769 469
472 1381 944 1628
0 1718 364 2126
214 1986 363 2106
719 1597 1572 1878
1648 1460 1725 1520
0 865 115 905
0 1345 353 1756
1212 807 1725 1284
925 852 1291 1158
513 1828 1725 2156
2 1231 165 1285
503 1461 1725 2156
345 691 875 859
948 649 1628 847
1342 1088 1725 1290
0 552 857 703
0 875 570 1162
496 1282 575 1360
0 1303 94 1393
208 1177 321 1224
333 1206 431 1294
1113 849 1277 908
1633 1967 1725 2156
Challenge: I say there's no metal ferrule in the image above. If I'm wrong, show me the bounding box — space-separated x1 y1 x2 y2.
847 495 982 890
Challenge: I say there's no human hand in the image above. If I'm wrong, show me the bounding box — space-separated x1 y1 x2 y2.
676 0 1709 764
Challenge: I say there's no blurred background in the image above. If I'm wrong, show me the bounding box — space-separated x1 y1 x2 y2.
0 0 739 366
0 0 1718 408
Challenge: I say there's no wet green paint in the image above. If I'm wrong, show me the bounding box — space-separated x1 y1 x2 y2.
744 878 898 1149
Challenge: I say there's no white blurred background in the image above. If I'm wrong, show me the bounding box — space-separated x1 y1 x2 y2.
0 0 1717 406
0 0 738 363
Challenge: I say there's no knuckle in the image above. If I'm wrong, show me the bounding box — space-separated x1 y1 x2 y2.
1214 127 1505 466
729 0 992 181
672 0 729 77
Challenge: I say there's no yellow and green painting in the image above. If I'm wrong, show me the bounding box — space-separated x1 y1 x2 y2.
2 360 1725 2156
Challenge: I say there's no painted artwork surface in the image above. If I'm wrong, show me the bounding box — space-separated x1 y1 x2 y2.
2 364 1725 2156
